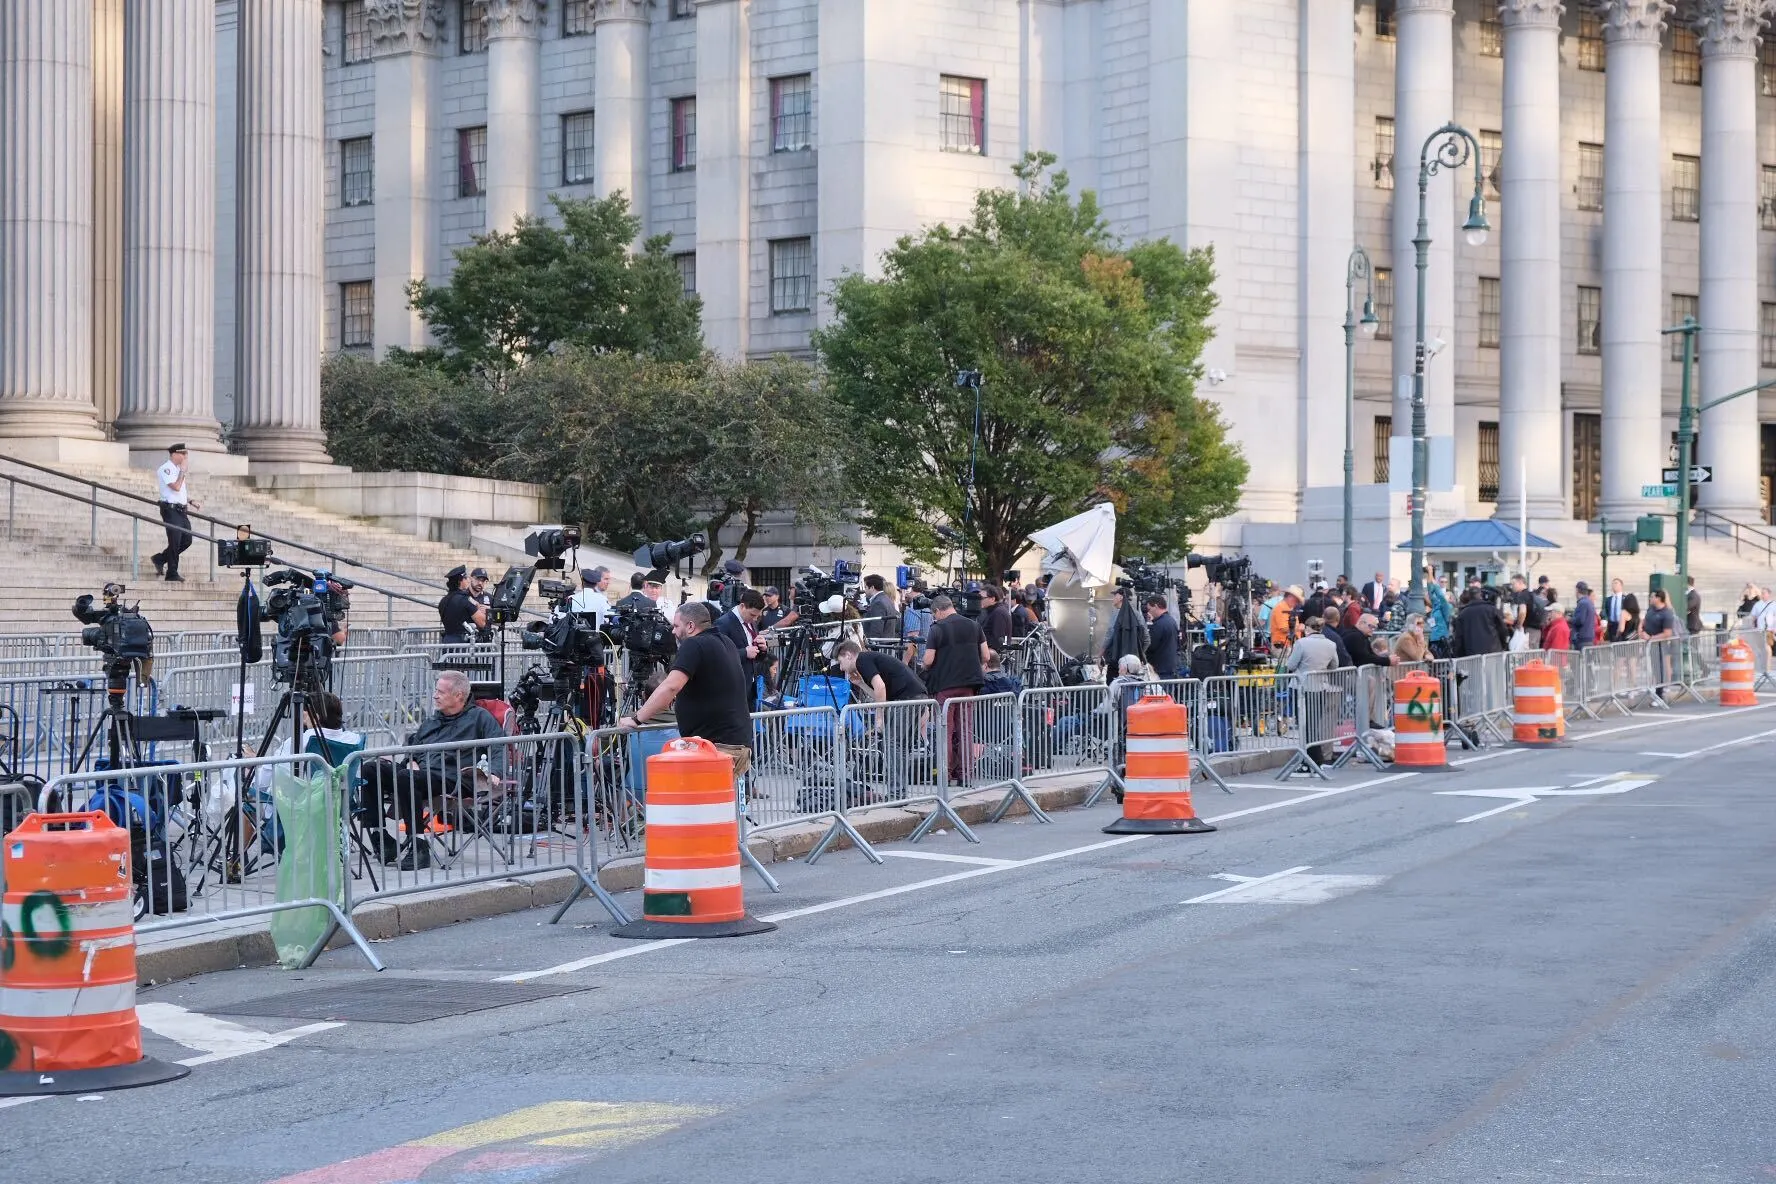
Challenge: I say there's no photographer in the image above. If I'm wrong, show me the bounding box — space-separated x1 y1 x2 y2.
862 574 902 642
360 671 504 869
980 585 1015 656
618 602 753 768
1143 594 1180 679
438 565 486 644
834 638 925 703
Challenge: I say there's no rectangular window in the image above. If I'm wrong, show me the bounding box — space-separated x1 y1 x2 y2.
342 0 372 64
340 136 373 207
457 126 487 197
1763 303 1776 368
1672 154 1700 222
670 0 696 16
1374 267 1394 340
771 75 813 153
1577 285 1602 355
1374 116 1395 190
1478 421 1501 503
460 2 486 54
563 0 593 36
341 281 374 349
1479 277 1501 348
1374 416 1392 484
672 97 697 171
1478 14 1503 57
1375 0 1396 39
1762 165 1776 231
1671 294 1698 360
674 251 697 297
770 237 813 314
561 111 594 185
1479 128 1502 196
1577 13 1606 71
1577 141 1604 211
939 75 987 155
1673 28 1701 84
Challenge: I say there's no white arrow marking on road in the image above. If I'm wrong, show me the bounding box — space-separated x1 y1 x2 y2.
1437 774 1658 823
136 1002 342 1066
1181 866 1313 904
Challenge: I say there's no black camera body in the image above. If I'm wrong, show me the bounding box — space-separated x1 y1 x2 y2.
521 612 606 668
1118 557 1188 600
634 534 706 571
524 527 580 571
1187 551 1256 588
606 601 675 661
794 561 861 616
927 584 982 620
73 588 154 673
217 537 273 567
262 568 351 687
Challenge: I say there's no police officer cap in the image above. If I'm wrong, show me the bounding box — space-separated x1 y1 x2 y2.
446 564 468 583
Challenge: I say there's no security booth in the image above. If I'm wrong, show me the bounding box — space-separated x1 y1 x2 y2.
1395 520 1560 593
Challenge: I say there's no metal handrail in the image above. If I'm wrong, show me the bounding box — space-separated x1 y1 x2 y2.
1693 508 1776 568
0 464 443 626
0 451 469 603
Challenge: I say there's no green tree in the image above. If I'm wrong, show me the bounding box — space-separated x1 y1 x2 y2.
404 193 702 388
320 353 495 475
814 154 1247 579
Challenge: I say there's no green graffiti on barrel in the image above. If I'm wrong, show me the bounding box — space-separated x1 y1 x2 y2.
18 891 74 960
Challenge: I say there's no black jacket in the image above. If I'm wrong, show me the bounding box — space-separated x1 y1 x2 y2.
714 610 758 665
1145 612 1180 678
1320 624 1353 667
1340 624 1389 667
1452 600 1510 657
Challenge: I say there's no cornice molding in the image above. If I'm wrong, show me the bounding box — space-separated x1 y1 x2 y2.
366 0 448 55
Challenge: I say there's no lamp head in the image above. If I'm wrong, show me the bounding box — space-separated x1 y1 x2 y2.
1360 299 1380 338
1463 194 1491 247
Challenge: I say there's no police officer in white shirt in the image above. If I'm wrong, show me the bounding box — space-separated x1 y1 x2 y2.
151 443 200 582
569 566 611 625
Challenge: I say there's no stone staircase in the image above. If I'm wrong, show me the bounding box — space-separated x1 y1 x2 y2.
1511 516 1773 621
0 457 513 636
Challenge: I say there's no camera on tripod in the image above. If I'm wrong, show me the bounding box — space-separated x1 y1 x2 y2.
604 603 674 661
1116 557 1187 599
262 568 351 687
794 561 859 616
633 533 705 571
1186 552 1255 587
73 585 153 690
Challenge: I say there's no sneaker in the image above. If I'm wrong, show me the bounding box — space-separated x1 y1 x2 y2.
397 842 432 871
166 573 186 583
152 554 165 576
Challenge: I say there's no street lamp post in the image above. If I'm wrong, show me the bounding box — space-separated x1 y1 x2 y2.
1407 123 1491 610
1343 246 1381 584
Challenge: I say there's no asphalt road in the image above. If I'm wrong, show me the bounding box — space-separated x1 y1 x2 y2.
7 700 1776 1184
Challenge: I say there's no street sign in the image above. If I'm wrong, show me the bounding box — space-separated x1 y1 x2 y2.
1660 466 1713 484
1641 484 1678 498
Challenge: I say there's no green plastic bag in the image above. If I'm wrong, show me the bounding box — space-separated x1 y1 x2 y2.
268 766 346 968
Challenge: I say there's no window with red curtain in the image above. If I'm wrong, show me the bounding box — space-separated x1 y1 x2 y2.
939 75 985 154
672 97 697 171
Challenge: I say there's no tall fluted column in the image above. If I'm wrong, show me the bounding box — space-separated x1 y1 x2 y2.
233 0 330 464
1390 0 1457 493
697 0 750 356
1599 1 1674 520
370 0 445 353
1696 0 1770 518
484 0 540 232
595 0 650 222
93 0 123 430
116 0 223 451
1496 0 1565 516
1300 0 1357 491
0 4 103 441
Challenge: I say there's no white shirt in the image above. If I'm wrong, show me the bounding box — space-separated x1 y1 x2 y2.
156 460 188 505
569 587 610 623
252 727 364 791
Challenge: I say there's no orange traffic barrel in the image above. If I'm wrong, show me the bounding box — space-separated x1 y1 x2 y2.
612 737 775 939
1719 639 1757 707
1104 695 1215 835
1 811 188 1096
1511 660 1566 745
1392 672 1447 768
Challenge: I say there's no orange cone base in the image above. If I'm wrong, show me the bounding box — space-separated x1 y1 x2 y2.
1102 815 1216 835
0 1056 190 1097
611 914 777 940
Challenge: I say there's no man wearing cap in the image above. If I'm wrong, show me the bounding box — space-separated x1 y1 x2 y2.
643 569 674 615
151 443 201 582
466 567 494 641
1570 581 1598 650
570 566 611 625
1269 585 1305 651
438 565 485 643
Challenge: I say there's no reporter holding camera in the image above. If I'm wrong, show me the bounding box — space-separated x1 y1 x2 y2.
438 565 486 644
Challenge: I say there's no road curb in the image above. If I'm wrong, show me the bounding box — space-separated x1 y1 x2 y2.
136 749 1290 986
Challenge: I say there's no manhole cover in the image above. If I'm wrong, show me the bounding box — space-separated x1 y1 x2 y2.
211 977 594 1024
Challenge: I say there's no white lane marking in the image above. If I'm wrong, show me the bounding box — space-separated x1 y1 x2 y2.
1195 873 1389 905
1633 725 1776 760
1571 702 1772 742
877 851 1017 868
1181 866 1313 904
1210 873 1257 883
499 771 1418 982
1437 774 1659 823
135 1003 342 1066
1450 750 1524 767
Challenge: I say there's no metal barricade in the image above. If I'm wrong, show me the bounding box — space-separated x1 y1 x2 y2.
1646 637 1691 703
1019 684 1130 806
1194 669 1316 780
1681 632 1721 697
0 673 157 780
1299 666 1386 774
156 653 433 755
943 691 1045 827
1729 626 1775 689
29 753 385 971
1527 649 1596 721
1139 678 1230 792
746 706 879 868
1447 652 1514 742
337 731 628 936
835 696 947 818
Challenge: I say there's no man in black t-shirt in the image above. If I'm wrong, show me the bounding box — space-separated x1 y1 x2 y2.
923 595 989 784
834 639 926 702
1507 574 1545 648
979 585 1014 655
617 601 753 756
438 565 486 643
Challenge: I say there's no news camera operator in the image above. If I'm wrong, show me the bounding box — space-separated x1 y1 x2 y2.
617 602 753 774
834 638 926 703
1143 594 1180 679
359 670 504 870
438 565 486 644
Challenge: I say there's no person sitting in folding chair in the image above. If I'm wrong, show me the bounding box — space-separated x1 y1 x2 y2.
360 671 504 870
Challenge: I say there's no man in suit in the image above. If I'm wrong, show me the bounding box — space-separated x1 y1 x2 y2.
1604 577 1638 642
714 588 767 708
1359 570 1394 616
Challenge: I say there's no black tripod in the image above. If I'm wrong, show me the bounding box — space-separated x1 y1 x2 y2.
62 661 147 778
764 619 848 709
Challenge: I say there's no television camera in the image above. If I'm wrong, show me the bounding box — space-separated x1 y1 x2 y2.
793 561 861 617
1186 552 1255 588
261 567 351 689
73 584 154 694
632 533 705 571
1117 557 1188 599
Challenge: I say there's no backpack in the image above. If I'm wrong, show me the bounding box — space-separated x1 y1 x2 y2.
87 779 188 916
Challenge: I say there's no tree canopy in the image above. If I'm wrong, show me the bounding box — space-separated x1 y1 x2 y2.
814 153 1248 579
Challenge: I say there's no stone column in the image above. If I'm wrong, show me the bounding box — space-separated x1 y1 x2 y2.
1018 0 1065 160
1060 0 1101 196
1599 1 1674 520
1496 0 1565 517
0 3 104 443
595 0 651 223
697 0 750 356
1389 0 1457 494
369 0 446 353
1299 0 1357 492
233 0 331 465
483 0 541 233
93 0 123 431
116 0 225 453
1695 0 1770 519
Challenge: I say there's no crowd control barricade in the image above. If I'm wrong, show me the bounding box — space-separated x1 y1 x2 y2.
1446 653 1514 743
1193 669 1317 780
1018 684 1129 807
1583 641 1655 714
1299 667 1386 774
1679 633 1720 699
335 731 629 940
1645 637 1690 704
949 691 1047 826
1525 649 1596 722
156 653 432 755
747 706 878 871
835 696 949 823
410 641 500 681
0 673 157 781
28 752 385 971
1728 627 1775 689
1137 679 1229 793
